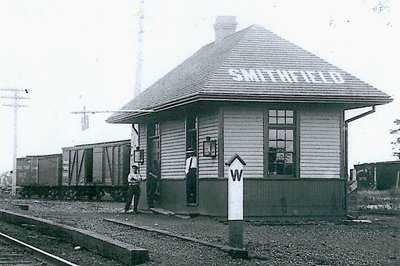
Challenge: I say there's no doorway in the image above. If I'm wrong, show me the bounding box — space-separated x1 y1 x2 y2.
185 114 198 205
147 123 161 207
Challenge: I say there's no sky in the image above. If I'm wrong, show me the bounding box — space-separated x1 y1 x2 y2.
0 0 399 174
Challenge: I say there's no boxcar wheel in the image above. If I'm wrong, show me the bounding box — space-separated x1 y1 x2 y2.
48 188 59 200
20 188 31 199
64 189 77 200
76 191 84 201
95 190 105 201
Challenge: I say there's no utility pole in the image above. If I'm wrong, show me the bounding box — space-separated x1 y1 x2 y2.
131 0 145 167
134 0 144 98
72 1 146 169
1 88 30 196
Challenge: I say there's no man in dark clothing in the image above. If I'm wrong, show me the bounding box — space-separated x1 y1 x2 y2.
147 161 160 208
185 149 197 204
124 165 144 213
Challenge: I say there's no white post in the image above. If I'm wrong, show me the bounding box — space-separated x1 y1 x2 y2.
226 153 246 249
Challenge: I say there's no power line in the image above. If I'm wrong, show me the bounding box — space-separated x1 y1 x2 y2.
70 106 153 131
1 88 30 196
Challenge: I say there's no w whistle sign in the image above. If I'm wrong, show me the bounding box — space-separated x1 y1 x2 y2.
226 154 246 221
230 169 243 181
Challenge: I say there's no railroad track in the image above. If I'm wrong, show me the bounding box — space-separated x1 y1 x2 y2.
0 231 78 265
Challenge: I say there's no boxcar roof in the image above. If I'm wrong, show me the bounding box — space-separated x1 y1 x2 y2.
108 24 392 124
355 161 400 167
17 154 61 159
62 139 131 150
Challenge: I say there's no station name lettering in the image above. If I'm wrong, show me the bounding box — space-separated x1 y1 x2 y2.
228 68 345 84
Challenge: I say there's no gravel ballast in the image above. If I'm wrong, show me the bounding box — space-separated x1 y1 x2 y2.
0 198 398 265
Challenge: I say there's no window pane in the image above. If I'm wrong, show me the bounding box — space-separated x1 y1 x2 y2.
269 130 276 140
278 118 285 124
269 117 277 124
286 110 293 117
276 153 285 162
276 154 285 174
277 141 285 148
286 141 293 152
285 153 293 163
268 162 276 175
285 164 293 175
277 130 285 140
286 117 294 124
269 141 277 148
277 110 285 116
269 110 276 116
286 130 293 140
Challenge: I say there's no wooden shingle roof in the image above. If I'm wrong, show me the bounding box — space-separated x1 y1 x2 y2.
108 25 392 123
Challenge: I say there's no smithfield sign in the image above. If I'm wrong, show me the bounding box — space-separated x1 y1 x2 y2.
228 68 345 84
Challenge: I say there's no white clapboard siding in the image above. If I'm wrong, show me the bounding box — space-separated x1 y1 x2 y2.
300 109 341 178
224 107 264 179
198 112 219 179
161 118 186 179
139 125 147 177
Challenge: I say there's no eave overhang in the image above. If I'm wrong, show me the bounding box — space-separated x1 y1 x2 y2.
107 92 393 124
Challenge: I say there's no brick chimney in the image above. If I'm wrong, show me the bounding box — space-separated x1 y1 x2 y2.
214 16 237 43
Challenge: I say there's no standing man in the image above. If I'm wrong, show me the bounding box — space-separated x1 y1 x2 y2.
147 160 160 208
125 165 145 214
185 149 197 204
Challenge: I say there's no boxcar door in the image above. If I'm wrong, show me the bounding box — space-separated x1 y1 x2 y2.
84 148 93 184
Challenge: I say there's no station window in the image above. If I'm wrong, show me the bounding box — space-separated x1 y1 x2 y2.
267 109 296 177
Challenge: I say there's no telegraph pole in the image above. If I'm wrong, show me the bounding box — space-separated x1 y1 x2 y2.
1 88 30 196
134 0 144 98
131 0 145 167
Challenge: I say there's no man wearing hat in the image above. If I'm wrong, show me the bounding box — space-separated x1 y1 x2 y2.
185 149 197 204
124 164 145 213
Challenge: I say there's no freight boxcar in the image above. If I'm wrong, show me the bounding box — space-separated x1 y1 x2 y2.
354 161 400 190
61 139 131 201
16 154 62 198
16 139 132 201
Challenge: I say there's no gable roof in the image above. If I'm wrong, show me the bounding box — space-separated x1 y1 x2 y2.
108 25 392 124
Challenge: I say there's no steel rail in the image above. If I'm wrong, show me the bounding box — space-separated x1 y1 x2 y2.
0 231 78 266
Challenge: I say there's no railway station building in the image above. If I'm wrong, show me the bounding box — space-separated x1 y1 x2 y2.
108 17 392 220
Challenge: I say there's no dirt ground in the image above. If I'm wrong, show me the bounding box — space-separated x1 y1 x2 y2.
0 190 399 265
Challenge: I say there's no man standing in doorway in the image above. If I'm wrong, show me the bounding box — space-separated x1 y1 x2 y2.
147 160 160 208
185 149 197 204
125 165 144 214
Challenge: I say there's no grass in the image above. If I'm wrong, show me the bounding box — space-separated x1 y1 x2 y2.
352 188 400 213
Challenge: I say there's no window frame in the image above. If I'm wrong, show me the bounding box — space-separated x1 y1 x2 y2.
265 108 298 178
